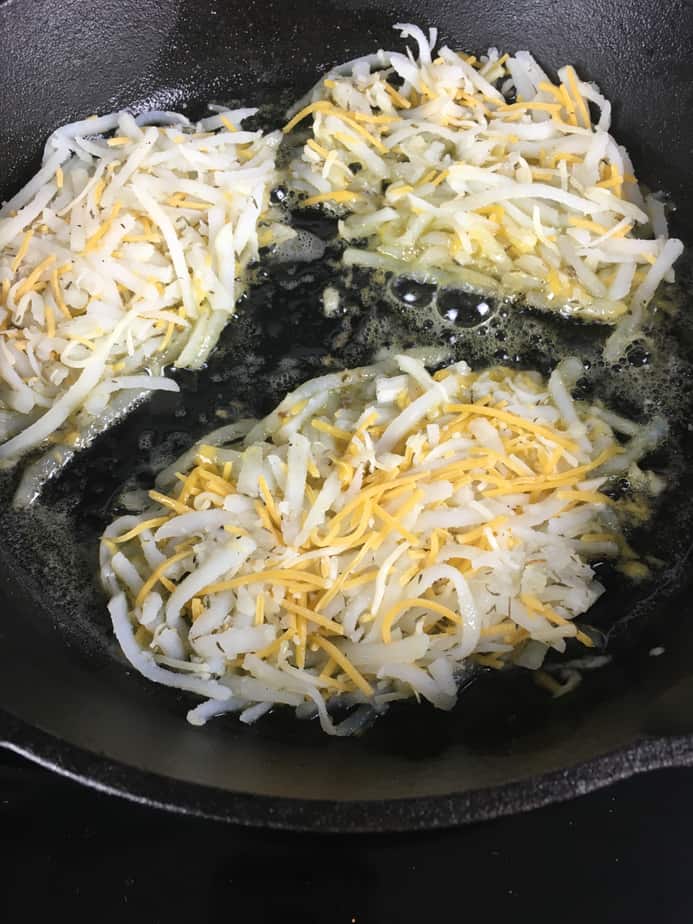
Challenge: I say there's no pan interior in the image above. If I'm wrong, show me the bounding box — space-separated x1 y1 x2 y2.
1 0 693 807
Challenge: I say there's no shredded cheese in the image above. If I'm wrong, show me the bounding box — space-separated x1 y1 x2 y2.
0 105 289 484
284 23 682 343
101 352 658 735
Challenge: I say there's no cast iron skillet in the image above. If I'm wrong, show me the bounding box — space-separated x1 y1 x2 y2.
1 0 693 832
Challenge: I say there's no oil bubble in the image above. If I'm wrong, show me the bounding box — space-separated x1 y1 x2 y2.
437 290 495 327
390 276 437 308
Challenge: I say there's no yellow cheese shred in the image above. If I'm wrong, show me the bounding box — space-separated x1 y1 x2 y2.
135 549 191 607
310 634 374 696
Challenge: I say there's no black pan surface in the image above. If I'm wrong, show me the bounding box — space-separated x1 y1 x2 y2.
1 0 693 831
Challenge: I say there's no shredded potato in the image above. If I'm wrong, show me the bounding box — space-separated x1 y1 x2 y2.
2 29 682 495
285 23 683 356
0 107 290 483
100 352 661 735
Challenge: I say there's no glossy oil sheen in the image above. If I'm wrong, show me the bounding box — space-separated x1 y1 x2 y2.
0 0 692 830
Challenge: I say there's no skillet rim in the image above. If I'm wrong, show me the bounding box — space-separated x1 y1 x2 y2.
2 709 693 832
2 0 693 833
